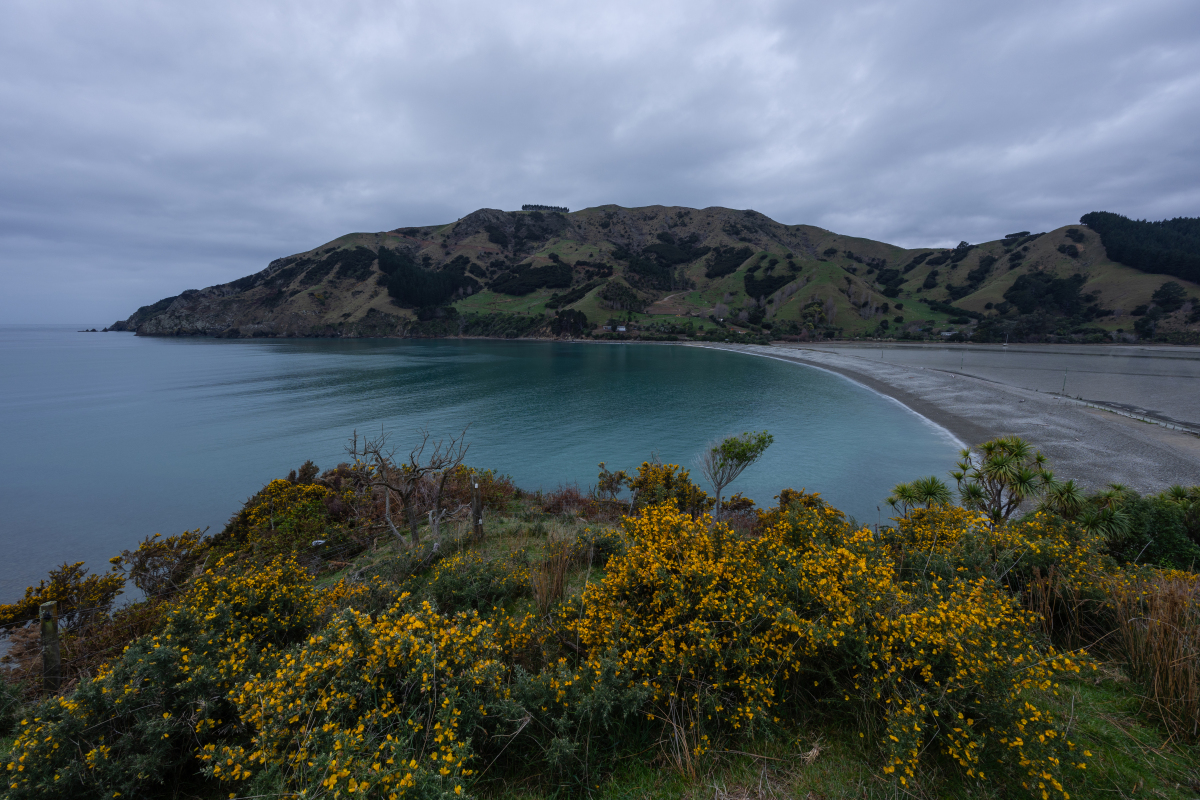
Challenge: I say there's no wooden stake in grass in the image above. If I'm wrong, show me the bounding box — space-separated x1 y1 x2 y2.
40 601 60 695
472 481 484 541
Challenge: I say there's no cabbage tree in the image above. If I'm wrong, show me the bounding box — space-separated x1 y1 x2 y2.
951 436 1056 524
698 431 773 520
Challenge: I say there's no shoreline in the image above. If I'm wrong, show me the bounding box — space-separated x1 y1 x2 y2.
696 342 1200 494
689 343 987 449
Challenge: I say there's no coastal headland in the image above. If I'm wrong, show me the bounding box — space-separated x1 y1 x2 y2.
696 341 1200 493
106 205 1200 345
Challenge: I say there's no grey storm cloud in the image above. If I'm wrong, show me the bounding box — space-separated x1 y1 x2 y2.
1 0 1198 322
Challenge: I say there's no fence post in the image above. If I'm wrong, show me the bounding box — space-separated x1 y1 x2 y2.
472 482 484 541
40 601 60 695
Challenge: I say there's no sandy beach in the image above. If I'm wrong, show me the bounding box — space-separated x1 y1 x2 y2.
695 342 1200 494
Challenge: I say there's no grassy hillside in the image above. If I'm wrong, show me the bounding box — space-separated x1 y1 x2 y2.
112 206 1200 343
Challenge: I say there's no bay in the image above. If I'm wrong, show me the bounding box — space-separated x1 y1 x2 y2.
0 326 961 600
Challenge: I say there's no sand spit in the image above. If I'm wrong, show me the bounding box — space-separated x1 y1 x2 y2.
694 342 1200 494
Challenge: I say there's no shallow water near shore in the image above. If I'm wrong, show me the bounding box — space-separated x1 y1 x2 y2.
0 326 962 600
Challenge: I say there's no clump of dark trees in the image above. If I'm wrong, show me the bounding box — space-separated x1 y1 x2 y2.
545 279 606 309
521 204 569 213
614 232 710 290
705 246 754 279
743 254 799 298
379 248 479 309
970 272 1111 342
1128 281 1199 339
969 274 1200 343
1082 211 1200 284
490 254 573 296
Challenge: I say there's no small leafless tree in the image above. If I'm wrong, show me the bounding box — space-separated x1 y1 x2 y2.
349 427 470 547
420 443 472 540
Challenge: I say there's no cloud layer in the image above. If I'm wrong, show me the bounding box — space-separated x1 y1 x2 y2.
2 0 1199 322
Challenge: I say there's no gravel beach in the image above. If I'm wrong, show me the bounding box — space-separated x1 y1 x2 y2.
694 342 1200 494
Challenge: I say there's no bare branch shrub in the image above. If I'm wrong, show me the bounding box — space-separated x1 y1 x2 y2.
349 427 470 546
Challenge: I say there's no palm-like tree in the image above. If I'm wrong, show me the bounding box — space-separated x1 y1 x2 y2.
1070 483 1135 538
950 436 1056 524
887 476 951 516
886 482 921 516
1039 478 1086 518
1159 484 1200 542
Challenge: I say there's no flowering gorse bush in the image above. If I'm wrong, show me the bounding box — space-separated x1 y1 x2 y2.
216 478 358 558
204 598 509 800
887 506 1115 646
0 561 124 630
627 462 713 517
888 506 1110 591
580 500 1090 794
7 473 1194 800
3 555 324 799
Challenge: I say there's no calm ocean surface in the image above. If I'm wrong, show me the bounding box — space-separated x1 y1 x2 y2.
0 326 960 600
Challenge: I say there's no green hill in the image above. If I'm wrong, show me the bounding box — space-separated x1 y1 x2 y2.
110 206 1200 343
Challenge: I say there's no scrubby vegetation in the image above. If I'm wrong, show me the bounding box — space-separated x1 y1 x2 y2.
521 205 569 214
3 431 1200 799
1003 272 1098 317
544 278 605 309
743 258 796 300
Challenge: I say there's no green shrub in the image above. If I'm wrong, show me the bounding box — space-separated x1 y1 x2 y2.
0 679 22 737
571 527 625 569
211 478 359 559
419 550 531 613
1106 495 1200 568
496 655 654 791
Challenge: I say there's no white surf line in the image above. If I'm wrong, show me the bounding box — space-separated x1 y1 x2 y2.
687 343 968 451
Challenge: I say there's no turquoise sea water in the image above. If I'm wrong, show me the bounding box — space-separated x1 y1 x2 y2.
0 326 961 600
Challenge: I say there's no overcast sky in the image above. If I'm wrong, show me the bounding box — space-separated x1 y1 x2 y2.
2 0 1199 323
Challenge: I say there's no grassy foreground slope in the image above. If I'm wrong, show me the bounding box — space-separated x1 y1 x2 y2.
2 440 1199 799
110 206 1200 343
